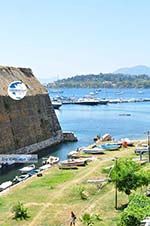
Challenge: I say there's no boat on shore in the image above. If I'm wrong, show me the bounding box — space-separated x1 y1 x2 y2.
58 164 78 170
83 148 105 154
42 156 59 165
59 159 87 167
19 164 35 173
100 143 121 151
0 181 13 192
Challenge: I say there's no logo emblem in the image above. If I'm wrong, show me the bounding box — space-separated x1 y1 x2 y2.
8 81 27 100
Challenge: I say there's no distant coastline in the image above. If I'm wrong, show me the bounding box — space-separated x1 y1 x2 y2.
47 73 150 88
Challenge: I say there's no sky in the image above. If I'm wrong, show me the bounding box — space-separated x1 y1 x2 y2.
0 0 150 82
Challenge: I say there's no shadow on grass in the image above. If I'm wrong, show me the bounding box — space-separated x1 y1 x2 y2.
117 203 128 211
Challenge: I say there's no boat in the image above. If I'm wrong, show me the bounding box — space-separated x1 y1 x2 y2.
13 174 29 183
75 97 99 105
52 101 62 109
0 181 12 192
135 147 148 155
83 148 105 154
58 164 78 170
98 99 108 105
59 159 87 167
42 156 59 165
100 143 121 151
120 138 134 146
19 164 35 173
39 164 51 171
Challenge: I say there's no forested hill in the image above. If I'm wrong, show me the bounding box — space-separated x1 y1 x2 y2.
47 73 150 88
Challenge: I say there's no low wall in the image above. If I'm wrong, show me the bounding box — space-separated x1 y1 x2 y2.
63 132 78 142
14 130 63 154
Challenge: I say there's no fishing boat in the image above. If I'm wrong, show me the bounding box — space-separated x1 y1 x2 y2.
19 164 35 173
83 148 105 154
100 143 121 151
59 159 87 167
42 156 59 165
0 181 12 192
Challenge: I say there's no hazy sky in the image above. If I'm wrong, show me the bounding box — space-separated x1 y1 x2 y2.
0 0 150 81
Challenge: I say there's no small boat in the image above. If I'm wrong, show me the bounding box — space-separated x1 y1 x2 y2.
0 181 12 192
120 138 134 146
98 99 108 105
83 148 105 154
135 147 148 155
39 164 51 171
60 159 87 167
100 143 121 151
42 156 59 165
19 164 35 173
58 164 78 170
119 113 131 116
13 174 29 183
52 100 62 109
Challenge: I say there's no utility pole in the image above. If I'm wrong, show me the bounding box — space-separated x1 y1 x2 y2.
115 157 118 209
148 131 150 163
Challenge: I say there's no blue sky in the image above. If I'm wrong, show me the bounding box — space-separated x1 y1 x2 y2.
0 0 150 81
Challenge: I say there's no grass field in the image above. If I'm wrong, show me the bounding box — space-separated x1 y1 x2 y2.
0 146 149 226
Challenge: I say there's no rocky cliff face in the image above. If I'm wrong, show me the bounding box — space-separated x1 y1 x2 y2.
0 66 63 154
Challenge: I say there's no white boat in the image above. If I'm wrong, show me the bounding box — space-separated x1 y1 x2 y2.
13 174 29 183
42 156 59 165
39 164 51 171
52 101 62 109
60 159 87 167
0 181 12 191
19 164 35 173
83 148 105 154
75 97 99 105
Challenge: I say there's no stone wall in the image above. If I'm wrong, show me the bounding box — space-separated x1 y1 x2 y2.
0 66 63 154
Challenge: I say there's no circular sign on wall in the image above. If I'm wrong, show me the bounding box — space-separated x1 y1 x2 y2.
8 81 27 100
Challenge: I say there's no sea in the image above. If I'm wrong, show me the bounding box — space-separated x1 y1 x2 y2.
0 88 150 183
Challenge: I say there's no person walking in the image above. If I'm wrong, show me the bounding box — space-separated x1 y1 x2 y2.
70 211 76 226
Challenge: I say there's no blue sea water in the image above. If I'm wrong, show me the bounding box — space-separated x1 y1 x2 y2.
0 88 150 183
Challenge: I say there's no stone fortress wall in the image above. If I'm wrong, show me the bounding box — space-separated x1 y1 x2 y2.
0 66 63 154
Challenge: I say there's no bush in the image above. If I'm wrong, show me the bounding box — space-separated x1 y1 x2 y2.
12 202 30 220
80 213 102 225
119 194 150 226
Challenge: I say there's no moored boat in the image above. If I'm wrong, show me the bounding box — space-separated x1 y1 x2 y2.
19 164 35 173
0 181 13 192
52 101 62 109
13 174 29 183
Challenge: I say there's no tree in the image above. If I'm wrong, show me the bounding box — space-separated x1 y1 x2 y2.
110 158 149 196
119 194 150 226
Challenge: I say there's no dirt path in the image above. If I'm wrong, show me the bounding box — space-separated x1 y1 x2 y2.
28 158 110 226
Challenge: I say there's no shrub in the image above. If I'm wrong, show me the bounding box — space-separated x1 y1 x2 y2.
12 202 30 220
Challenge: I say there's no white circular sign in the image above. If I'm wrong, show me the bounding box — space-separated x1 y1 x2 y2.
8 81 27 100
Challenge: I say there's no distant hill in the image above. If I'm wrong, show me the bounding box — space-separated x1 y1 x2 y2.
47 73 150 88
114 65 150 75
